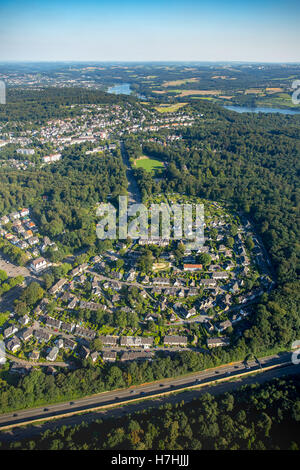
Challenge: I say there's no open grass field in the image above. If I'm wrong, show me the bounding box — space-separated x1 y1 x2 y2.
154 103 187 113
162 78 199 87
133 155 164 172
177 89 222 97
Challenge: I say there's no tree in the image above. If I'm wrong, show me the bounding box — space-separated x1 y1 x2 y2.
20 282 44 306
197 253 211 267
245 236 255 251
138 251 154 273
115 258 124 270
225 236 234 249
0 269 8 282
92 338 103 351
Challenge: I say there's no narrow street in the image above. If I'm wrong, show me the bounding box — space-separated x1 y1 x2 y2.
120 141 142 204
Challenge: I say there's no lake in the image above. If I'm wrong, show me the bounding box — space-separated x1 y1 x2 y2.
107 83 145 99
107 83 132 95
224 105 300 115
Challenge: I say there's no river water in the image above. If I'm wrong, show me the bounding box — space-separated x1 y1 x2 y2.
224 105 300 115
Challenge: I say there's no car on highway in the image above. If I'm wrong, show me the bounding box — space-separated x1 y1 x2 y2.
13 413 18 417
130 390 135 394
43 408 49 412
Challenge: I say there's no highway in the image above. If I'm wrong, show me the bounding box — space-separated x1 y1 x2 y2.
0 351 294 430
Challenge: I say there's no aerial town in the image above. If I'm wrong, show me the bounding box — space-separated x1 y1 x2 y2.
0 192 274 371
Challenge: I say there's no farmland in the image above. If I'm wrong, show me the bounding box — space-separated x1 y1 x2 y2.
154 103 188 113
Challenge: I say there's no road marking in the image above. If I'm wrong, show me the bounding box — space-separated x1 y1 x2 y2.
0 361 291 431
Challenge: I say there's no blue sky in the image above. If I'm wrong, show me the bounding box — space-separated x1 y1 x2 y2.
0 0 299 62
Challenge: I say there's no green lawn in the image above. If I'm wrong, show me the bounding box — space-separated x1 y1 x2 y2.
0 311 9 327
134 156 164 172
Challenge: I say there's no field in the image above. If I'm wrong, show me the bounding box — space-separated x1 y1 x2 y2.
154 103 187 113
162 78 199 87
152 262 171 272
133 155 164 172
177 89 222 97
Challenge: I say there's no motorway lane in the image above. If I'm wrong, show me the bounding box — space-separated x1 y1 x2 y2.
0 351 292 429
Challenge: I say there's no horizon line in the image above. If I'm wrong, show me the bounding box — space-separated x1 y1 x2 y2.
0 60 300 65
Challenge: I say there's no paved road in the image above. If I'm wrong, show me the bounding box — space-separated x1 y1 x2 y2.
120 141 142 204
0 351 293 430
2 360 299 443
6 353 69 368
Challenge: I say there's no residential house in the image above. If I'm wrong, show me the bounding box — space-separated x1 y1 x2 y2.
30 257 47 273
74 326 96 340
200 279 217 288
18 314 29 326
212 272 229 280
4 325 18 339
28 236 39 246
46 346 59 362
19 327 33 342
44 316 61 330
164 335 188 347
29 350 40 361
121 351 153 362
183 264 203 271
153 278 170 287
99 335 119 347
120 336 154 348
102 351 117 362
34 329 52 342
63 338 77 350
90 351 99 362
216 320 232 332
6 336 21 353
78 345 90 360
207 337 230 348
60 322 75 334
49 278 67 295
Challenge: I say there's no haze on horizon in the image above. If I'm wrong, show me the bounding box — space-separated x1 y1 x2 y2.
0 0 300 63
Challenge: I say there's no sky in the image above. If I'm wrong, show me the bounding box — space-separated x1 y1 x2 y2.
0 0 300 62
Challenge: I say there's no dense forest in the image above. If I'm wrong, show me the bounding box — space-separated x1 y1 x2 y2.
2 375 299 450
0 87 135 124
0 145 128 255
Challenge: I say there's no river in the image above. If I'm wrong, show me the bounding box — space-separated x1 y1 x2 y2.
224 105 300 115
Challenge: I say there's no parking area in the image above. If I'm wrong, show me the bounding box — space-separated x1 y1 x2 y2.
0 257 31 279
